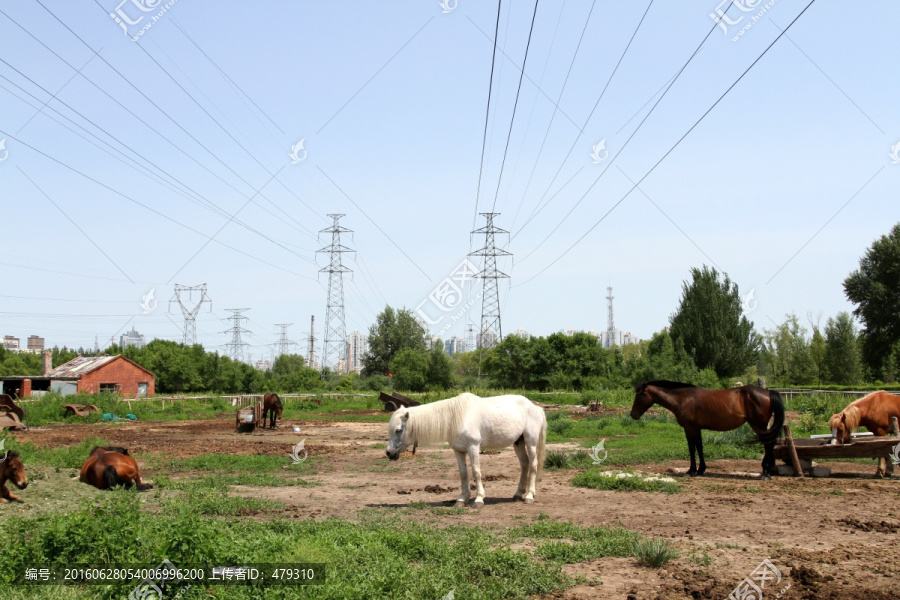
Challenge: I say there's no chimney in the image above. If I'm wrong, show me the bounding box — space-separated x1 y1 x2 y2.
42 350 53 376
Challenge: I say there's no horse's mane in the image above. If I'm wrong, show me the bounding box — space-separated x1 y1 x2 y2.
90 446 129 456
641 380 697 391
406 393 475 445
830 404 861 431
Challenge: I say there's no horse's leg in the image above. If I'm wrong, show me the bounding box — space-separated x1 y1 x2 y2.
512 441 529 501
761 441 776 479
695 433 706 476
468 447 486 508
453 450 470 507
523 441 539 504
876 457 887 478
684 430 698 476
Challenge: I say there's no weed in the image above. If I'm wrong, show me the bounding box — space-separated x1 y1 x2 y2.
631 537 678 568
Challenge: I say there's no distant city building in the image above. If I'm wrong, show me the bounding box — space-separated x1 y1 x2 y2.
510 327 531 340
425 334 442 350
476 330 498 349
3 336 20 351
445 336 467 355
27 335 45 351
255 359 271 371
119 327 146 349
346 331 367 373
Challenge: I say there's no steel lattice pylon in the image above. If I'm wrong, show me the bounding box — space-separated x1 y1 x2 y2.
469 213 511 352
223 308 251 363
275 323 294 358
169 284 211 346
317 215 354 374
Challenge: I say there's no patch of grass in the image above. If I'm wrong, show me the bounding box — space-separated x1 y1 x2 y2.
165 453 318 474
510 519 641 563
370 442 386 449
572 469 680 494
544 449 594 470
631 537 678 568
4 436 111 469
154 473 313 491
688 549 714 567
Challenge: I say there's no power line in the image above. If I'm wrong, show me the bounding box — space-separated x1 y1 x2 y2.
471 0 504 231
489 0 541 214
515 0 818 288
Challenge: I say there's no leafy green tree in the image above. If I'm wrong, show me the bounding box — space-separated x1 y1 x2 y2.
362 306 427 377
824 312 862 385
390 348 429 391
669 266 759 378
625 330 708 386
844 223 900 378
764 314 816 386
426 342 454 390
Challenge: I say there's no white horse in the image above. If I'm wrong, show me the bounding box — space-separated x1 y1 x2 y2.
385 393 547 507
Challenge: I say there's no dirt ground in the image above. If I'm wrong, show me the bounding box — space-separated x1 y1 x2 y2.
9 412 900 600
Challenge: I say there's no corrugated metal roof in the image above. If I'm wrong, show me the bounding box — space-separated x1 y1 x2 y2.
48 355 120 378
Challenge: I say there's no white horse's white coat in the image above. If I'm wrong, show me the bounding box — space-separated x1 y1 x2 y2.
385 393 547 507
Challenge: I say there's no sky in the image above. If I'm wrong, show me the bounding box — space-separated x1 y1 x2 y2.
0 0 898 368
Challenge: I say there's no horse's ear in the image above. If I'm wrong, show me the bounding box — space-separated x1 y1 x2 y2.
400 410 409 421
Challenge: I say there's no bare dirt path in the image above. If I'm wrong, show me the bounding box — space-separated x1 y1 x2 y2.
11 415 900 600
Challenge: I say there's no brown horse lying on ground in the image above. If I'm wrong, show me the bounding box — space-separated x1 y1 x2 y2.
263 392 283 429
631 381 785 479
830 391 900 477
1 450 28 502
80 446 152 491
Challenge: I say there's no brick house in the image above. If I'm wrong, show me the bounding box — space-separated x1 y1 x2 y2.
47 355 155 397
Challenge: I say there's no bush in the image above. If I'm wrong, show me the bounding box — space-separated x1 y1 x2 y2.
631 537 678 568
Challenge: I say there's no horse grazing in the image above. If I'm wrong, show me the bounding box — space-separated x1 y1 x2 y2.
80 446 152 491
386 393 547 507
631 381 785 478
829 391 900 477
262 393 283 429
1 451 28 503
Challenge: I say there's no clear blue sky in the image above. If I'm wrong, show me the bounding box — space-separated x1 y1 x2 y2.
1 0 897 365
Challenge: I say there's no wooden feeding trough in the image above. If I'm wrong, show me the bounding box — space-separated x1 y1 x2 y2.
0 394 26 431
378 391 420 412
63 404 100 417
235 402 263 432
775 420 900 477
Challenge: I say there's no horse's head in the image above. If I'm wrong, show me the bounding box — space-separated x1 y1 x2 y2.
630 382 655 420
829 413 851 445
385 408 411 460
1 451 28 490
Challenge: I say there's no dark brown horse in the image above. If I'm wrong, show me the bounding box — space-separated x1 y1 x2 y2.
1 450 28 502
80 446 152 491
263 393 283 429
631 381 784 478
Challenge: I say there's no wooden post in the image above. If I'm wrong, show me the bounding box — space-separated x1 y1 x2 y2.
891 416 899 436
784 424 804 478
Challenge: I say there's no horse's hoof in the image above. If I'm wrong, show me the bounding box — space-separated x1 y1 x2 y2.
512 494 523 501
523 498 534 505
473 500 484 508
454 500 466 508
760 474 771 481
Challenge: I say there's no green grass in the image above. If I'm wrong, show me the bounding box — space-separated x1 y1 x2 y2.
509 519 641 563
631 537 679 568
544 449 595 470
572 469 681 494
3 437 112 469
164 453 318 474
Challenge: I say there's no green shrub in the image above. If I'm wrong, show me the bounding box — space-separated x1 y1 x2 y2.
631 537 678 568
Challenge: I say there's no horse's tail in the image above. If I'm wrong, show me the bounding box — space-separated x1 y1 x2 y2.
102 465 119 489
758 390 785 444
536 411 547 482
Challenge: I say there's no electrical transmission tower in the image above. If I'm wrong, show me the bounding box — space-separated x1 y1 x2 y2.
469 213 511 352
169 284 211 346
307 315 317 370
223 308 251 363
274 323 295 358
606 286 615 339
317 214 354 374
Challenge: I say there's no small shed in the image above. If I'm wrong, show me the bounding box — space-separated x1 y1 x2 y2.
0 355 155 398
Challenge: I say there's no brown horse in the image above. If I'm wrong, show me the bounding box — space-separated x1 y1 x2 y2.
631 381 785 478
1 450 28 502
80 446 152 491
262 393 283 429
829 391 900 477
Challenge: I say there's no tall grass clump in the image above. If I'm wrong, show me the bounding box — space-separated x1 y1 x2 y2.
631 537 678 568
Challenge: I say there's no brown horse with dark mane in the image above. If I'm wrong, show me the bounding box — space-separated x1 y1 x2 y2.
829 391 900 477
631 381 784 478
1 450 28 502
263 393 283 429
80 446 152 491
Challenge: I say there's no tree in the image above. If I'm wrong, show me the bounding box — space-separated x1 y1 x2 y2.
361 306 427 377
844 223 900 379
764 314 817 386
425 342 454 390
669 266 759 378
824 312 862 385
390 348 429 391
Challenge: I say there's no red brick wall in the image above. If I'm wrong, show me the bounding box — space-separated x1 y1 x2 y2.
77 357 155 397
